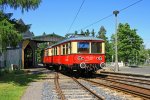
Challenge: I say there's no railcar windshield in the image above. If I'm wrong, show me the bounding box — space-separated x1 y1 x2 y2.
77 42 89 53
91 42 102 53
77 41 103 54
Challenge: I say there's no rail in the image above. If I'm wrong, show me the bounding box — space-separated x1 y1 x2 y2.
100 71 150 78
54 73 66 100
83 78 150 99
72 77 104 100
103 76 150 86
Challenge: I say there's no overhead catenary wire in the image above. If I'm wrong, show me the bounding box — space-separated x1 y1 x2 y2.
67 0 85 34
80 14 113 31
119 0 143 12
78 0 144 32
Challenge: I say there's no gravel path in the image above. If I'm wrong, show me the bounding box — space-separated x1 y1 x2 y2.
42 81 59 100
21 82 43 100
21 69 56 100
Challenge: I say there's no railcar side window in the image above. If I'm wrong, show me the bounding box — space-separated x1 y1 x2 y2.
77 42 89 53
66 43 71 54
66 43 68 54
63 45 65 55
51 49 53 55
55 47 57 55
53 48 56 55
45 50 48 56
68 43 71 54
91 42 102 53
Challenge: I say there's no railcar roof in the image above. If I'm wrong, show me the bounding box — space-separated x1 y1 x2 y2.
45 36 104 49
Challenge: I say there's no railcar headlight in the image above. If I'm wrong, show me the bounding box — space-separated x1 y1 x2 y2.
97 56 102 60
78 56 84 60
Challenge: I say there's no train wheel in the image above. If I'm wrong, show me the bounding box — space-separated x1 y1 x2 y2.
53 65 58 72
59 66 62 71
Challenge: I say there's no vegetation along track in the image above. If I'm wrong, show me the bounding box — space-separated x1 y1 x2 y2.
83 74 150 99
54 72 104 100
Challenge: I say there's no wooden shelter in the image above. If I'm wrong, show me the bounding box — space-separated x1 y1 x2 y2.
0 19 64 69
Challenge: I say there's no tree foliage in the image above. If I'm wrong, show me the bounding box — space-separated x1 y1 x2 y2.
65 29 96 38
97 26 111 62
117 23 143 64
0 0 41 53
64 23 148 65
91 29 95 37
0 0 41 12
0 11 27 51
97 26 106 39
85 29 90 36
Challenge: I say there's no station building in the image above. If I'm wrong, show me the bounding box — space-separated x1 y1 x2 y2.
0 19 64 69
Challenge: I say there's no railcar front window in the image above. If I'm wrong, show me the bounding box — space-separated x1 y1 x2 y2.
78 42 89 53
91 42 101 53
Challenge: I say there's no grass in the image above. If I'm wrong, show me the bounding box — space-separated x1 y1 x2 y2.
0 70 45 100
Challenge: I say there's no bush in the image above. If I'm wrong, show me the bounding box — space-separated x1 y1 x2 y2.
0 68 10 76
13 70 24 74
0 70 3 76
0 66 25 77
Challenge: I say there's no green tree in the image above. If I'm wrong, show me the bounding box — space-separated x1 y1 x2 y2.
146 49 150 64
91 29 95 37
117 23 143 64
74 31 78 35
0 13 30 32
0 12 22 51
0 0 41 12
97 26 106 39
85 29 90 36
0 0 41 53
43 32 46 36
81 30 84 35
97 26 111 62
147 49 150 59
138 45 149 65
36 42 47 63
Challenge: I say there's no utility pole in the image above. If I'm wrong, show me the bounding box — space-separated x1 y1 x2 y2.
113 10 119 72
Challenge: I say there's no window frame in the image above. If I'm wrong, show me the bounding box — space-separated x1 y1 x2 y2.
91 42 102 54
77 42 90 54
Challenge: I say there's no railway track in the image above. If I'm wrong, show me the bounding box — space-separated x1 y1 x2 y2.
100 71 150 78
54 72 104 100
82 73 150 99
97 71 150 89
103 75 150 85
33 68 149 99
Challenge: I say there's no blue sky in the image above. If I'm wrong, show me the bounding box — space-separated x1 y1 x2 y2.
4 0 150 48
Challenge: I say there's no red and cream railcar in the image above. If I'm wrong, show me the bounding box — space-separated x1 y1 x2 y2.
43 35 105 73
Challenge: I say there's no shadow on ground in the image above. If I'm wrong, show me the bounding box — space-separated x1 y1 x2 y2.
0 70 45 86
